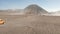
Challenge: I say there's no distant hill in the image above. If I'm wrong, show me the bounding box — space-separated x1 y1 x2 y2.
0 9 23 15
24 4 48 15
47 11 60 16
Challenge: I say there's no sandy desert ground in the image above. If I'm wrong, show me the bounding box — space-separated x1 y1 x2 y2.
0 15 60 34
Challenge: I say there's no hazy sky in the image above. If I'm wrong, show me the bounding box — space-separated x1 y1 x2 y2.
0 0 60 12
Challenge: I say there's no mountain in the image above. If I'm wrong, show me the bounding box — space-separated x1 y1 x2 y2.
24 4 48 15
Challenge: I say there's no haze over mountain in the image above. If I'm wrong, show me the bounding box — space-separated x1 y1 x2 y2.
0 4 60 16
48 11 60 16
0 9 23 15
0 4 48 15
24 4 48 15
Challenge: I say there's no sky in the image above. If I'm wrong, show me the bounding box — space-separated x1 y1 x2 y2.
0 0 60 12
